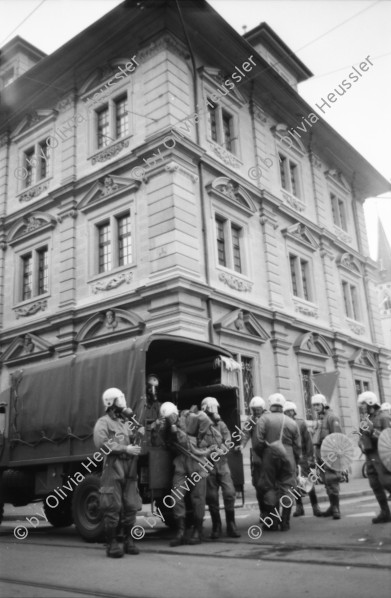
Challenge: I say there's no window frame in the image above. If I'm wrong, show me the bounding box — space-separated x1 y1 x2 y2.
95 210 133 275
93 92 129 151
206 97 238 155
341 279 361 321
22 139 51 189
214 212 245 274
15 241 51 304
330 192 348 231
288 252 314 302
278 151 302 199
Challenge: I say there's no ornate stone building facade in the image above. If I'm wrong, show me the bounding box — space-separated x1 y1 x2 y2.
0 1 390 460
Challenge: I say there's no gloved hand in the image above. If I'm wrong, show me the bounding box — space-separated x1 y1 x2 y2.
125 445 141 456
121 407 134 420
166 413 178 426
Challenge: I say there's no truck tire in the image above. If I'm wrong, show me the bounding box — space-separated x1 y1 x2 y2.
72 475 104 542
44 496 73 527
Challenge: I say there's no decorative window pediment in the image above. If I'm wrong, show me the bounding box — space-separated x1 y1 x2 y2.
214 309 270 343
76 308 145 348
325 169 350 194
272 123 306 155
199 66 246 107
207 177 255 214
7 212 57 246
0 333 54 366
282 223 318 251
294 332 331 360
79 59 134 96
12 110 57 140
339 253 362 275
77 174 141 213
349 348 377 370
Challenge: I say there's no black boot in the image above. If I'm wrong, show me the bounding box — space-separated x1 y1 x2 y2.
123 524 140 555
188 518 204 545
321 499 333 517
209 508 222 540
261 504 280 531
170 517 186 547
225 509 241 538
293 498 304 517
280 507 291 531
105 526 124 558
331 495 341 520
372 498 391 524
309 489 322 517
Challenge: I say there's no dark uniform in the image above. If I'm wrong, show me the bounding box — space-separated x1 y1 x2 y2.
254 412 301 530
312 408 342 516
360 410 391 522
294 418 321 516
93 414 142 548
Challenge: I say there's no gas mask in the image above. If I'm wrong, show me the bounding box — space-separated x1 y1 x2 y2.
147 374 159 401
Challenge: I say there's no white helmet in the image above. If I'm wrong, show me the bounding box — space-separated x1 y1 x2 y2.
201 397 220 414
311 394 327 407
283 401 297 414
159 402 178 418
358 391 380 407
249 396 265 410
380 402 391 411
102 387 126 410
268 393 286 408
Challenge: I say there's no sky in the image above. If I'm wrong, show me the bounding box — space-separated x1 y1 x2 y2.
1 0 390 259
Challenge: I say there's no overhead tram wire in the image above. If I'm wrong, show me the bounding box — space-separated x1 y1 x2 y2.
0 0 47 46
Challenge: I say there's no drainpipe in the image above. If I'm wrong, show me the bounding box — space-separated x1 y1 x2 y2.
175 0 214 343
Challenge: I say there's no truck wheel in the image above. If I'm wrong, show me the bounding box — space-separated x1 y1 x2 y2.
72 475 104 542
44 495 73 527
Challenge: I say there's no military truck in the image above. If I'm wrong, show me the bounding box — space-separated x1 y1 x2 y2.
0 333 244 541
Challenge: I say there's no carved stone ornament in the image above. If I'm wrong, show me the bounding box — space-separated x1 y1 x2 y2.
310 153 322 170
340 253 361 274
208 141 241 169
347 320 365 335
14 299 47 318
56 95 74 113
334 226 352 245
91 271 133 294
294 301 319 318
101 176 119 196
91 140 129 165
19 183 49 203
282 191 305 213
218 271 253 292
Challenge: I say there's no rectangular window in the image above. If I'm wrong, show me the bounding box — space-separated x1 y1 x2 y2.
215 215 243 273
207 101 218 142
20 246 49 301
330 193 347 230
22 253 33 300
222 110 233 152
98 222 111 273
215 217 226 267
301 368 321 420
23 140 51 188
289 254 312 301
118 214 132 266
97 107 110 149
115 96 128 139
37 247 48 295
342 281 360 320
24 148 35 188
206 99 236 154
96 211 132 274
355 379 370 396
231 224 242 273
279 153 301 198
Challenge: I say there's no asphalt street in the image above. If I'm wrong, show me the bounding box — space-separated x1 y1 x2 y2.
1 483 390 598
